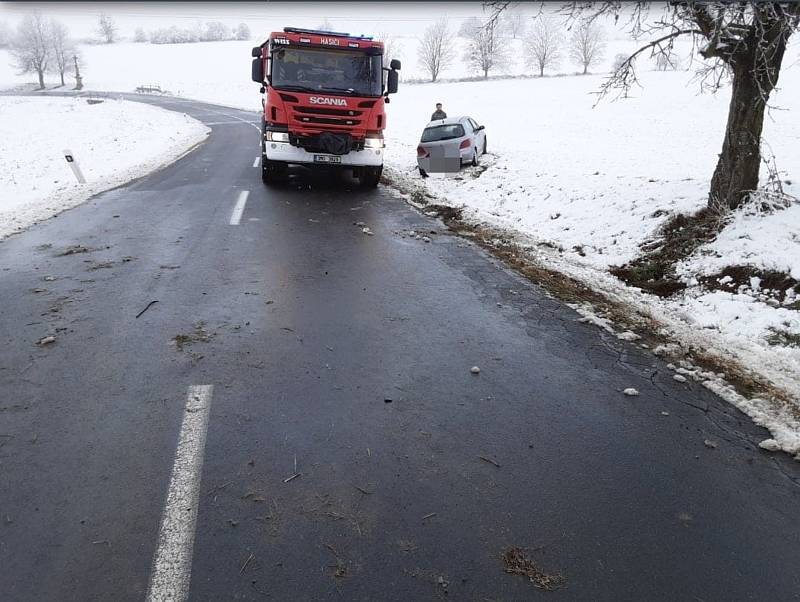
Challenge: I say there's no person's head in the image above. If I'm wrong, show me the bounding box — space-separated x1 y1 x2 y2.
435 103 442 110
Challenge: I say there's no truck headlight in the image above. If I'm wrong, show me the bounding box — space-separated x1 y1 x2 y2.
364 136 384 149
265 131 289 142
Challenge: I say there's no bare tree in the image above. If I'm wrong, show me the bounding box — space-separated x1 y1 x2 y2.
204 21 230 42
316 18 334 32
377 31 402 63
97 13 117 44
524 16 562 76
487 1 800 212
49 19 74 86
418 18 455 82
133 27 147 43
0 21 12 48
462 16 509 79
504 8 528 39
235 23 251 41
574 2 800 211
569 21 606 74
10 12 51 89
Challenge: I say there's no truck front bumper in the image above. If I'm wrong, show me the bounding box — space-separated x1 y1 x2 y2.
264 141 383 167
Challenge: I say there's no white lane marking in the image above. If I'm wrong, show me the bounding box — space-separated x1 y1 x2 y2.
146 385 214 602
229 190 249 226
252 156 260 168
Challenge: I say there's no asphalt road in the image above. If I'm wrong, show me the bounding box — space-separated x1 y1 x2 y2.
1 93 799 602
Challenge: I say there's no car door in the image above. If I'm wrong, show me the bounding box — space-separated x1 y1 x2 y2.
468 118 486 153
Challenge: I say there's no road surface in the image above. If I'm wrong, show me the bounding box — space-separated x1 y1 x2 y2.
1 94 799 601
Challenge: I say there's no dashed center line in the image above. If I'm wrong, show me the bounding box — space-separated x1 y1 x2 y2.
229 190 249 225
146 385 214 602
252 156 260 168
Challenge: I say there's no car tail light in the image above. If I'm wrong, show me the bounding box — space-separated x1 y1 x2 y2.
459 139 471 149
417 145 429 158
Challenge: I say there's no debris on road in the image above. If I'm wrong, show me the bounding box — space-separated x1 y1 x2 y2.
57 245 90 256
421 512 437 521
362 227 373 236
36 335 56 346
354 485 373 495
661 411 670 416
623 387 639 396
283 473 301 483
43 276 56 281
704 439 718 449
479 455 501 468
135 300 158 319
173 322 211 351
239 552 255 575
470 366 480 374
501 547 565 591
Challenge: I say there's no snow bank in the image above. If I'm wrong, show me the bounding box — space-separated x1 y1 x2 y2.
0 96 209 239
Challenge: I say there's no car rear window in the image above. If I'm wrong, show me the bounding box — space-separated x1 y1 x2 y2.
421 124 465 142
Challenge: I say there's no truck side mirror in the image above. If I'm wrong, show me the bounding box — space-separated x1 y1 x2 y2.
251 46 262 58
390 59 401 71
386 69 399 95
251 57 263 83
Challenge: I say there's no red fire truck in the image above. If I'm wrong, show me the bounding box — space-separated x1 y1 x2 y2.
251 28 400 187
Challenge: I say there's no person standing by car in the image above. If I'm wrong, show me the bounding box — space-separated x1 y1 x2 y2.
430 103 447 120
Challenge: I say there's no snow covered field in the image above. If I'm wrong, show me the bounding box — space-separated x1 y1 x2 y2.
1 31 799 453
0 96 209 239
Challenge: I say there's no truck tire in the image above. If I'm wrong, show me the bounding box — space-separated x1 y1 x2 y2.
359 165 382 188
261 157 285 185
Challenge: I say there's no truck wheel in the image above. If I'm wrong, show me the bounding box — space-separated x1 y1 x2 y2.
359 165 382 188
261 157 285 185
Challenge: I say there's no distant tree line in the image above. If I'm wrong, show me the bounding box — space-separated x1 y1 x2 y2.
142 22 250 45
416 10 610 82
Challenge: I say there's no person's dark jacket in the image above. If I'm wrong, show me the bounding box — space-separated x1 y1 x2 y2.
430 109 447 120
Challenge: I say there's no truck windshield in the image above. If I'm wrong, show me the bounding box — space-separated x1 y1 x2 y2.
271 46 383 97
421 124 465 142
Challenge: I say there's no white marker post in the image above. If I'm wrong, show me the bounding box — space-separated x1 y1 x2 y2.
63 149 86 184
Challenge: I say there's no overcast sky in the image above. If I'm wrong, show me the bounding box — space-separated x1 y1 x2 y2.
0 2 514 40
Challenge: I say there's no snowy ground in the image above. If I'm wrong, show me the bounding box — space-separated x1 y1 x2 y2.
0 96 209 239
1 32 799 454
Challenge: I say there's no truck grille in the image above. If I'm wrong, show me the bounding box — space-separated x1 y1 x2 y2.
287 104 364 130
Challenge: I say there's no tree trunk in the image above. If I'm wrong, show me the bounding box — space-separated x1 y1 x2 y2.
37 68 45 90
483 68 488 79
708 20 789 211
539 65 544 77
709 67 767 210
60 71 65 86
582 64 588 75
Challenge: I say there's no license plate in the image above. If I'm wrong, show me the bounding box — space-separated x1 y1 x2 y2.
313 154 341 164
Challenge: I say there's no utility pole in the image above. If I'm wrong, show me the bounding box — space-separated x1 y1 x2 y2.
73 54 83 90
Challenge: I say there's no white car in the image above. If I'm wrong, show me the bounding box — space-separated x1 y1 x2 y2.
416 116 487 176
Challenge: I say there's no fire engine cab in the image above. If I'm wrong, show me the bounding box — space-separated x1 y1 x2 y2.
251 27 401 187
